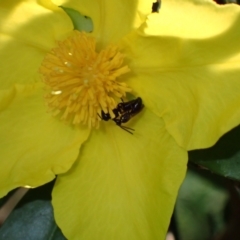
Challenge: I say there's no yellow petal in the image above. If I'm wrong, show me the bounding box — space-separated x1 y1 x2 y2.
0 0 72 88
0 34 45 89
121 3 240 150
52 109 187 240
0 0 72 48
143 0 239 39
0 83 90 197
52 0 153 47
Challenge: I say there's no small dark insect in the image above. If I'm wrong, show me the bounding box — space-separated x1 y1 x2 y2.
152 0 161 13
117 97 143 114
100 97 144 134
101 108 119 121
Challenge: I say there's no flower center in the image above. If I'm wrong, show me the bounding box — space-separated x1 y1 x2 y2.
39 31 131 128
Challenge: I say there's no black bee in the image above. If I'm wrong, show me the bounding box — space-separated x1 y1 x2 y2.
100 97 144 134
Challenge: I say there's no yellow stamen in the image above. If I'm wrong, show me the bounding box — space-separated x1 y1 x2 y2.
40 31 131 128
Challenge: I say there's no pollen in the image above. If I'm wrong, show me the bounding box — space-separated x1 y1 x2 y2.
39 31 131 128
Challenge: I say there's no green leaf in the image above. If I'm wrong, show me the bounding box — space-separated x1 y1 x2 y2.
60 6 93 32
189 125 240 181
0 200 66 240
191 152 240 181
176 170 227 240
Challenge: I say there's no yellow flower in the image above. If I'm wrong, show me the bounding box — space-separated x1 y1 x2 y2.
1 0 240 239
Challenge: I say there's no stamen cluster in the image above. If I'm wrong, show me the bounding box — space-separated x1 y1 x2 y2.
40 31 131 128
